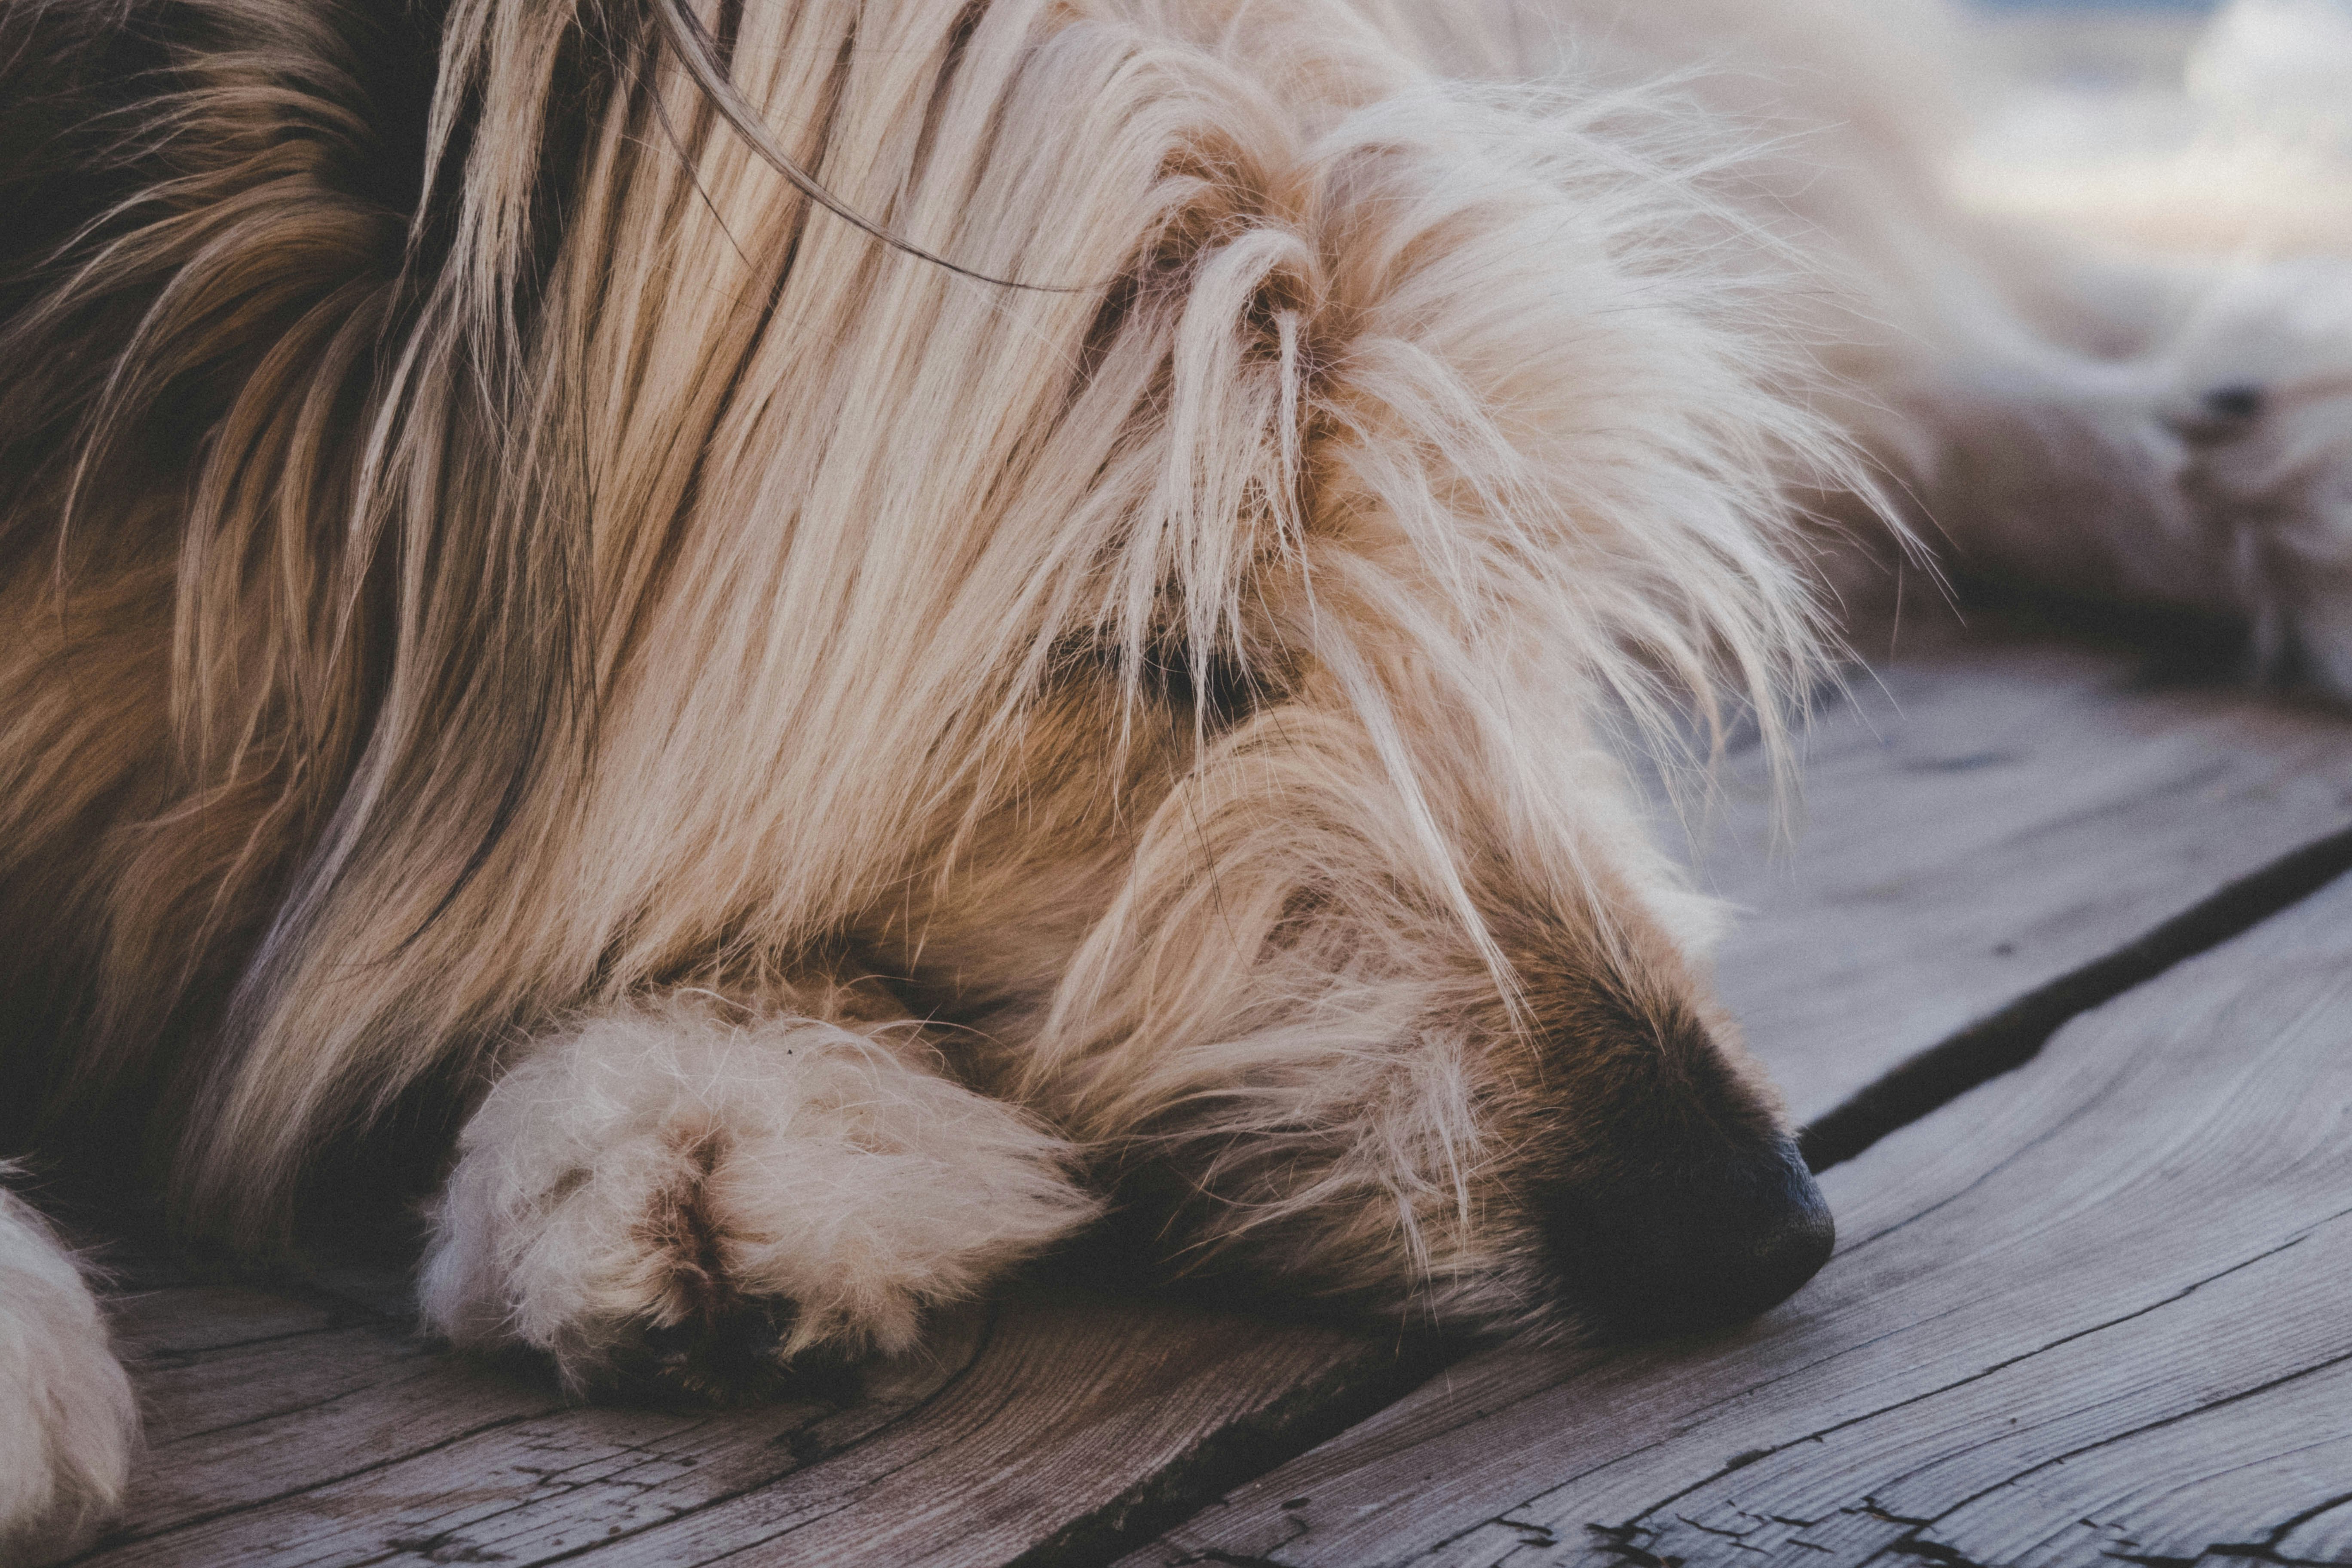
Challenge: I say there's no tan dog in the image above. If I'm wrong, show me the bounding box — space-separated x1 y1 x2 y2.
2 0 2345 1553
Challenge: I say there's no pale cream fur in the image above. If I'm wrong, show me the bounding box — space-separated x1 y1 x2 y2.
0 0 2345 1553
0 1172 138 1564
421 992 1099 1390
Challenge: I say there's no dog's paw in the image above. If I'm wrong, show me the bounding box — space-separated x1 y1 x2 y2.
2166 260 2352 696
0 1179 138 1564
419 996 1097 1401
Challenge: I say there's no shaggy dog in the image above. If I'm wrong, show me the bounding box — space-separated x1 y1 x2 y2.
1 0 2346 1552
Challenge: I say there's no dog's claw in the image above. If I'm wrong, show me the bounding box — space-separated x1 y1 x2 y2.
601 1303 850 1407
2203 383 2266 422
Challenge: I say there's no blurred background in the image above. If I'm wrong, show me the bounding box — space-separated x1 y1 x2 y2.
1949 0 2351 254
1975 0 2215 10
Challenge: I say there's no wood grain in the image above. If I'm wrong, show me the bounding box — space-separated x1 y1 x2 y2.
79 1305 987 1565
106 1284 343 1360
1121 866 2352 1568
1696 625 2352 1121
573 1292 1404 1568
69 626 2352 1568
75 1289 1413 1568
113 1327 564 1541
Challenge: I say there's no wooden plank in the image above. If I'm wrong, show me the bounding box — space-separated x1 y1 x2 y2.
107 1284 342 1360
74 625 2352 1567
115 1327 564 1540
417 1292 1389 1568
2282 1494 2352 1563
1915 1360 2352 1568
1696 622 2352 1121
134 1325 446 1452
1118 865 2352 1568
77 1289 1411 1568
78 1305 991 1565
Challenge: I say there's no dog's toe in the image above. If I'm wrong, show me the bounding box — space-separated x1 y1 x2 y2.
600 1300 861 1407
2167 381 2269 444
2160 266 2352 695
417 995 1097 1401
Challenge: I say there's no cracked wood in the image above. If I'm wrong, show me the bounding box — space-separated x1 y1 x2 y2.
1121 861 2352 1568
1690 619 2352 1122
65 619 2352 1568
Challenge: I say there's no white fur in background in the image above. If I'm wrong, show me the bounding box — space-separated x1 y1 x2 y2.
0 1172 136 1564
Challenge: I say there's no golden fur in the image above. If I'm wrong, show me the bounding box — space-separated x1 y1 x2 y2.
2 0 2346 1552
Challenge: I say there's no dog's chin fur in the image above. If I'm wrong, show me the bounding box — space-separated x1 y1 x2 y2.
2 0 2347 1550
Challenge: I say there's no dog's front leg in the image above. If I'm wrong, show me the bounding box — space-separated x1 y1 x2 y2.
419 992 1096 1400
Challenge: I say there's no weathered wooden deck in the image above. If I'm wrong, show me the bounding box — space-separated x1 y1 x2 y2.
51 605 2352 1568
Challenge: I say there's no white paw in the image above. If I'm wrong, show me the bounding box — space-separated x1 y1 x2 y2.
2165 259 2352 696
419 995 1098 1400
0 1177 137 1564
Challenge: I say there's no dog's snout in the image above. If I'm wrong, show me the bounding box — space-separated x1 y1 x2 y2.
1552 1136 1834 1338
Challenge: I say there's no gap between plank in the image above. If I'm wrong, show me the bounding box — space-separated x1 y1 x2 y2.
71 815 2352 1568
1800 818 2352 1173
1006 1333 1452 1568
1044 817 2352 1568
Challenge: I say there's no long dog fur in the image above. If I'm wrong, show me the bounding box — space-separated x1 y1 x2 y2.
3 0 2347 1552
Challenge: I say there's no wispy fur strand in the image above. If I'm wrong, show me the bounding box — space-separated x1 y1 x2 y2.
4 0 2347 1552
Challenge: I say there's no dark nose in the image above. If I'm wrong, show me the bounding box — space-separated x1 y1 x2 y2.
1549 1136 1834 1337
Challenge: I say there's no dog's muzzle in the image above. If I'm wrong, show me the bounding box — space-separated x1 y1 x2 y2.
1548 1136 1834 1337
